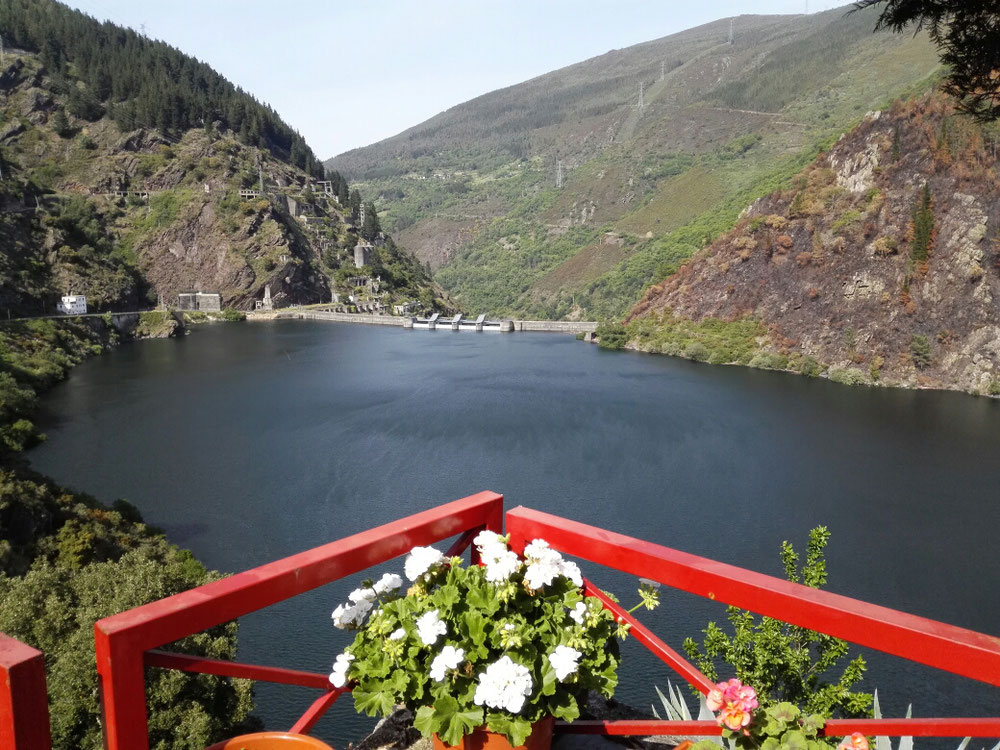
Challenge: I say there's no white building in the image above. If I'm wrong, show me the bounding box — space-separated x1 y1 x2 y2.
57 295 87 315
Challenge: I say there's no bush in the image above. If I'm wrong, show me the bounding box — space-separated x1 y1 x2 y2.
221 308 244 322
683 527 872 718
828 367 868 386
595 322 628 350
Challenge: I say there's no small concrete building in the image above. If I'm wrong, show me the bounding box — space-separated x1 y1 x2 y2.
353 241 374 268
57 295 87 315
177 292 222 312
393 301 418 315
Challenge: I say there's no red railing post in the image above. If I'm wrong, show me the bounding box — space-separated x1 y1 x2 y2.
0 633 52 750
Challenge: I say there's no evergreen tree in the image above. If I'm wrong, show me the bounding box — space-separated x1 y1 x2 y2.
854 0 1000 121
51 107 71 137
361 201 381 240
909 183 934 265
350 188 362 222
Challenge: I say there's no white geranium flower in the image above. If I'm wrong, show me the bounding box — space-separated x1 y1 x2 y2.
329 651 354 688
482 547 522 583
473 655 533 713
548 645 582 681
349 587 377 604
559 560 583 587
430 645 465 681
569 601 587 625
474 530 505 552
388 628 406 641
373 572 403 595
331 598 373 629
416 609 447 646
524 559 562 590
524 539 561 563
404 546 445 581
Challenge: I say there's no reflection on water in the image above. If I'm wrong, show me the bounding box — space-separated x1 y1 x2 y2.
31 321 1000 747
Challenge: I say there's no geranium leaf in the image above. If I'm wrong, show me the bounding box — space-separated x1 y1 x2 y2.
352 688 395 717
414 705 439 737
488 713 532 747
548 691 579 722
541 657 557 696
432 695 483 747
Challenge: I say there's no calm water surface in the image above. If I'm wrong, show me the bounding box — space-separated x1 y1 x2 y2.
30 321 1000 747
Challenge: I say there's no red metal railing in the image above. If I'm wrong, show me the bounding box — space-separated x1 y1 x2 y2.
505 505 1000 738
0 632 52 750
94 491 504 750
89 494 1000 748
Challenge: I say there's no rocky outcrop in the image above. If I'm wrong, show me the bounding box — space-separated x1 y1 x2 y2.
628 93 1000 394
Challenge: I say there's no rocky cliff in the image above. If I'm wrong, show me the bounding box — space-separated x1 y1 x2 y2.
625 92 1000 394
0 52 446 316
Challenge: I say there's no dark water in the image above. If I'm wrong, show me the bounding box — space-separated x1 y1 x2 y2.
29 321 1000 747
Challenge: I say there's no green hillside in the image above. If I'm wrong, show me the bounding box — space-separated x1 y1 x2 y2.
329 5 940 320
0 25 447 316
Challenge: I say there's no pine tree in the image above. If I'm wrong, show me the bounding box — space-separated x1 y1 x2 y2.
909 183 934 268
51 107 71 137
350 189 362 222
361 201 381 240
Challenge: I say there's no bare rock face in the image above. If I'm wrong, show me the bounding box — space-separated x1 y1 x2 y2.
629 93 1000 394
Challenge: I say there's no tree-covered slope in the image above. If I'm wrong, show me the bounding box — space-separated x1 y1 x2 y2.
1 0 324 176
0 47 447 315
329 5 940 320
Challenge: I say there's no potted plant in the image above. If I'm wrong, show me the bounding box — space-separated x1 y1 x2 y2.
328 532 653 749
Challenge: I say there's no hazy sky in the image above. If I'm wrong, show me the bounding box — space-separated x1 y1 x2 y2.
64 1 853 160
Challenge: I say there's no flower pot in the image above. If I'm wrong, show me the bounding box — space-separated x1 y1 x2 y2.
432 717 555 750
205 732 334 750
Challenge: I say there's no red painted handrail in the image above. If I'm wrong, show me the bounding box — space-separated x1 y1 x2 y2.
95 491 504 750
90 496 1000 748
505 506 1000 738
0 633 52 750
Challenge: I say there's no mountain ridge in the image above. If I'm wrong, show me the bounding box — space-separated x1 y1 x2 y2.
328 5 940 321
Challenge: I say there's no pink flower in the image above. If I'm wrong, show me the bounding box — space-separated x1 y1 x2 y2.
707 679 759 732
838 733 869 750
736 684 759 711
719 703 753 731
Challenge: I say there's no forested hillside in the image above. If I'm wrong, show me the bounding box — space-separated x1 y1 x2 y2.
330 5 940 320
0 44 446 315
0 0 324 176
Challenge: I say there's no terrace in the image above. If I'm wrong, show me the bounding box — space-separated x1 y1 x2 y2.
3 491 999 749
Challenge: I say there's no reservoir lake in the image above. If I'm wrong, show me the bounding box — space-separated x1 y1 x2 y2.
29 320 1000 747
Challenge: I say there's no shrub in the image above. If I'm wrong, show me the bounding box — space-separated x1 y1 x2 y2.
684 341 710 362
595 322 628 350
796 355 823 377
828 367 868 386
221 308 244 322
872 236 898 256
683 527 872 717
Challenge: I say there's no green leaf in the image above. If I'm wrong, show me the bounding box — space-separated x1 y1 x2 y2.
487 713 533 747
540 656 557 697
352 688 395 717
431 695 484 747
761 738 781 750
781 729 809 750
414 705 440 737
548 691 579 722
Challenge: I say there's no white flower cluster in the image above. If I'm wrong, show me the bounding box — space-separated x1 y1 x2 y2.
569 601 588 624
473 655 533 713
473 531 522 583
405 546 446 581
416 609 447 646
430 645 465 681
329 651 354 688
331 587 376 630
547 645 581 680
374 572 403 594
523 539 582 591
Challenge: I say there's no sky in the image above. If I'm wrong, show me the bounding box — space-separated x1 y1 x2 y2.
64 1 853 160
